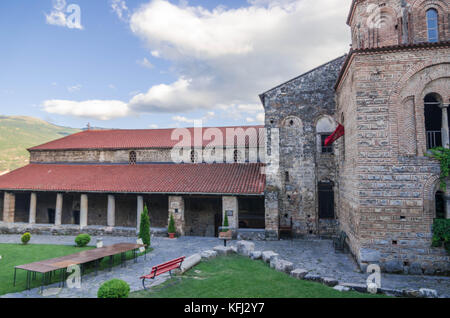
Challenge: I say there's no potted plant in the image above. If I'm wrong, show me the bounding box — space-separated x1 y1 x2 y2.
219 214 232 239
168 213 176 239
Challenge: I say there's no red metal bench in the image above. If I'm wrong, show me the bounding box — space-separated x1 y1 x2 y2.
140 256 185 289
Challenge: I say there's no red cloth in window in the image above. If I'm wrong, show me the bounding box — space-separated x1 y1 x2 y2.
325 124 345 146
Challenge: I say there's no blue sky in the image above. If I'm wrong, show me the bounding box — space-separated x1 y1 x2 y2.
0 0 350 129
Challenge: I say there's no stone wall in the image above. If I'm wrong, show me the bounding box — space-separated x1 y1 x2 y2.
336 46 450 274
261 56 346 238
29 146 262 164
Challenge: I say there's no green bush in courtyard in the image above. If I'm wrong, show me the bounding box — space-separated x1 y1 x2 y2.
432 219 450 253
97 279 130 298
75 233 91 247
168 213 176 234
221 214 229 232
21 232 31 245
139 205 151 249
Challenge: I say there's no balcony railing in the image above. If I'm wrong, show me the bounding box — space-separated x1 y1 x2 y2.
427 130 442 149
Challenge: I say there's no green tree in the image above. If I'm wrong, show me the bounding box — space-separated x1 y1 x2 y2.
139 205 151 249
168 213 176 234
222 214 229 232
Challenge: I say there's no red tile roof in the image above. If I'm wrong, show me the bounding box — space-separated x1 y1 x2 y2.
29 126 265 151
0 163 265 195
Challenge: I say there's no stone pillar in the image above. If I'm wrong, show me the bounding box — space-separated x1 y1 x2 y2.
441 106 449 149
55 193 63 226
3 192 15 223
80 194 88 228
445 184 450 219
264 190 279 240
107 195 115 228
168 196 185 236
29 193 37 224
222 196 239 231
137 195 144 232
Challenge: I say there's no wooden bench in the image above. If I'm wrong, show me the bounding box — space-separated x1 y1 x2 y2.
333 231 347 252
140 256 185 289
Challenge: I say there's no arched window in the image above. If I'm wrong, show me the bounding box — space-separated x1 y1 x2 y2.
190 149 197 163
435 190 445 219
233 149 239 163
316 116 336 154
129 151 137 165
424 93 444 149
426 9 439 43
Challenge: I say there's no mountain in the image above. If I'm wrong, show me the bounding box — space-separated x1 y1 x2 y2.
0 116 80 172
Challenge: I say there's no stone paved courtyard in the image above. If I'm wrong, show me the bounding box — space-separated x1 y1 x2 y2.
1 235 449 298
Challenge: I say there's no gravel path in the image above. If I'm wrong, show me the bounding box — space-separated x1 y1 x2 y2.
1 235 449 298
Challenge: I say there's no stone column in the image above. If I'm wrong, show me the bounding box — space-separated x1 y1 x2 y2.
441 106 449 149
54 193 63 226
107 195 115 228
29 193 37 224
445 184 450 219
80 194 88 228
137 195 144 232
3 192 15 223
264 190 279 240
168 196 185 236
222 196 239 231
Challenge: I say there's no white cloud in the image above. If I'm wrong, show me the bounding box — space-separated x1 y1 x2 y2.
111 0 130 22
129 77 216 113
126 0 349 115
42 0 350 123
42 99 130 120
137 57 154 69
149 124 159 129
45 0 83 29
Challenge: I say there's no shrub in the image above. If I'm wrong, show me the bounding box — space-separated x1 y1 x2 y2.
21 232 31 245
168 213 176 234
75 233 91 247
138 205 151 249
97 279 130 298
432 219 450 254
221 214 229 232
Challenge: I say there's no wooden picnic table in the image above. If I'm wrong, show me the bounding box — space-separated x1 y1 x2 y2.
14 243 145 291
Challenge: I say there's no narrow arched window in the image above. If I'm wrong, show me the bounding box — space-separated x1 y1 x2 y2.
233 149 239 163
426 9 439 43
129 151 137 165
190 149 197 163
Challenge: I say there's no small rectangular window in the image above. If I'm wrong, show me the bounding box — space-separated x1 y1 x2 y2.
321 134 333 153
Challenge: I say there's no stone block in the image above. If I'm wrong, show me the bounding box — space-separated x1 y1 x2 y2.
333 285 350 292
213 245 234 256
290 268 308 279
250 251 262 260
321 277 339 287
273 259 294 274
304 273 322 282
419 288 438 298
262 251 278 263
200 250 218 259
236 240 255 256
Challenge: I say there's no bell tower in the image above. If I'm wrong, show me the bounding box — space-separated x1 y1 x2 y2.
347 0 449 49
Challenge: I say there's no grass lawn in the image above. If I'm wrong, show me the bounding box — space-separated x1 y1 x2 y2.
0 243 150 296
130 255 389 298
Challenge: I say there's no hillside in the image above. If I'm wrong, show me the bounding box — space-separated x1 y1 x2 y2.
0 116 80 172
